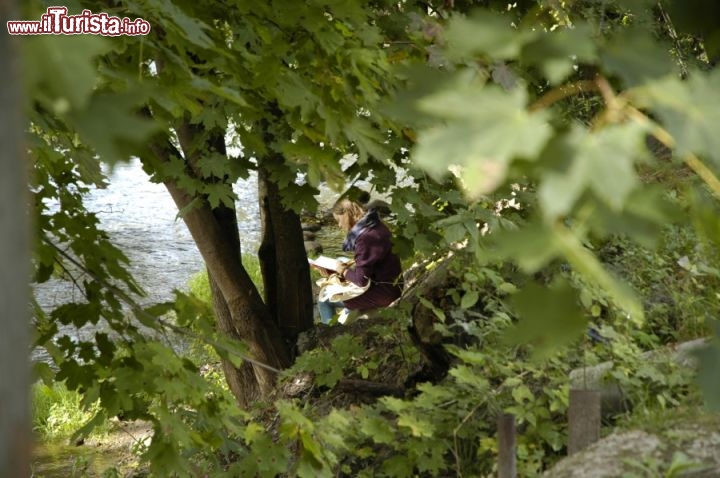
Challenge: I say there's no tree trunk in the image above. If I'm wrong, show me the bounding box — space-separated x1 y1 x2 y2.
165 179 291 395
207 201 261 407
0 3 32 473
258 154 315 349
177 125 264 406
174 120 288 401
209 272 261 407
147 138 291 398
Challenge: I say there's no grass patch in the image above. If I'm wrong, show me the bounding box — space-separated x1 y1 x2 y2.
188 253 264 303
613 388 712 435
32 382 107 440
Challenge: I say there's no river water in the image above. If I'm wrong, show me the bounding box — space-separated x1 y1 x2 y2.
32 159 266 363
34 158 262 312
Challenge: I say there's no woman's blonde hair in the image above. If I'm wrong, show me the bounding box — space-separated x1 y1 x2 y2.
332 198 365 232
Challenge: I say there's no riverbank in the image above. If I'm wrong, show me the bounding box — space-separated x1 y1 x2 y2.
32 420 152 477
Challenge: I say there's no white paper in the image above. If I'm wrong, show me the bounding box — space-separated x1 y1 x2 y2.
308 255 341 271
308 255 350 272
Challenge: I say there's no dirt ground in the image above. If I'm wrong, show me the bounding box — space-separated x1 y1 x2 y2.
32 420 152 477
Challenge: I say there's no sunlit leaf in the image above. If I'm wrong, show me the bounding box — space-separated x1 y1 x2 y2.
414 86 552 197
635 69 720 164
538 123 645 219
397 413 435 438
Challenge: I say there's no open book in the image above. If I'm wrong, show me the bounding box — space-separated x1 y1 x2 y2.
308 255 350 273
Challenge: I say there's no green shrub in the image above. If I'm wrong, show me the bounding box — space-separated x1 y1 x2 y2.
598 225 719 343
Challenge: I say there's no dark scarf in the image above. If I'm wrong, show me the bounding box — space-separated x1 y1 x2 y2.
342 209 380 252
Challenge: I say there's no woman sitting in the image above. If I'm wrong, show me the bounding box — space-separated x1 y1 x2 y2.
317 197 403 324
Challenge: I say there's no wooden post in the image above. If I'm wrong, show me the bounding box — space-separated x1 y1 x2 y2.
497 413 516 478
568 389 601 455
0 2 32 476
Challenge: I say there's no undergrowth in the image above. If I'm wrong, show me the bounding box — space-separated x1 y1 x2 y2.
269 224 709 476
32 225 712 477
598 224 718 343
32 382 108 440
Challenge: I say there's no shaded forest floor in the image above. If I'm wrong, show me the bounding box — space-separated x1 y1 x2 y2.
31 316 411 477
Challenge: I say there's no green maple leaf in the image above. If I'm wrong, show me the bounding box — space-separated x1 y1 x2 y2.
636 69 720 164
414 86 552 197
203 182 237 208
190 76 248 108
538 123 645 219
521 23 598 85
150 0 214 49
57 358 95 391
444 10 538 61
359 416 395 444
601 27 675 87
308 21 346 54
344 117 392 163
397 413 435 438
197 152 229 179
276 72 320 122
70 92 159 164
24 34 110 110
478 221 560 274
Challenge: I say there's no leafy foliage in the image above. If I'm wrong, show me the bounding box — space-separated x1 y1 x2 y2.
21 0 720 475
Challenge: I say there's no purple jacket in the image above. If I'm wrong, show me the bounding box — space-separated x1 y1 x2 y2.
343 222 403 311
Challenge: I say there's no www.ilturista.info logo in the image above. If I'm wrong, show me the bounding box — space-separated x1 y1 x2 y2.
7 7 151 36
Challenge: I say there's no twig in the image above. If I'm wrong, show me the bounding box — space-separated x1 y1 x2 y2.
591 76 626 130
626 106 720 200
452 402 483 478
683 154 720 200
528 80 600 112
40 234 283 374
656 1 688 79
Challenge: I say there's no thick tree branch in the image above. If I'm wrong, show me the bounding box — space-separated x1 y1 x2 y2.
335 379 405 397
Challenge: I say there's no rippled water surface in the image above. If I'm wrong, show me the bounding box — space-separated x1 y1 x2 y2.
35 158 262 311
